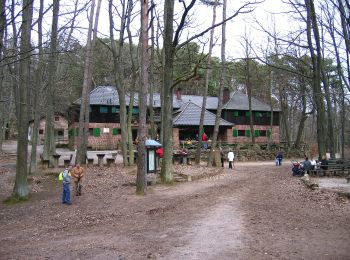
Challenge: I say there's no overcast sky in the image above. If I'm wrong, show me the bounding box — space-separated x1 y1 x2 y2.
89 0 296 60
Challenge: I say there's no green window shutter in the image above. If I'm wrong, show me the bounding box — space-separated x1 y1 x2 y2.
254 130 259 137
112 107 117 113
245 130 251 137
267 130 271 137
233 111 239 117
100 106 108 113
76 128 79 136
245 111 250 117
233 129 238 137
94 128 100 137
112 128 118 135
266 112 271 117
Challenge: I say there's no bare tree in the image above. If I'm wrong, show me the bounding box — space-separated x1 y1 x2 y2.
12 0 33 199
29 0 45 174
108 0 129 166
208 0 226 166
42 0 60 166
137 0 150 193
196 0 219 164
76 0 102 165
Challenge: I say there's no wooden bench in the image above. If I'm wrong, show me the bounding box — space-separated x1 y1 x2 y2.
64 154 73 167
106 158 115 166
309 161 350 177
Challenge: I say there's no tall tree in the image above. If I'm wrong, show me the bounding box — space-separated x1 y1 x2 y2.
208 0 226 166
29 0 44 174
42 0 59 165
76 0 102 165
0 0 6 152
13 0 33 198
196 0 218 164
137 0 150 193
304 0 327 158
108 0 128 166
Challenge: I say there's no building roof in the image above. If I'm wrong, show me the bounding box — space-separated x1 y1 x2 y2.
173 101 233 127
223 91 278 111
74 86 277 112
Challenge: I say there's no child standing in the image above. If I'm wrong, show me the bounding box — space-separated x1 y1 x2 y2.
61 167 72 205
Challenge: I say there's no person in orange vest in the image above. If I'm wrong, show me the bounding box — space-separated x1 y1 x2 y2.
71 164 85 196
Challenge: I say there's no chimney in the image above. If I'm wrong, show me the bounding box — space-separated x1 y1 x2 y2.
176 88 182 101
223 87 230 104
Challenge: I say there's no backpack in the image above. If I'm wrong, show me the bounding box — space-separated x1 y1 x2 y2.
58 171 64 181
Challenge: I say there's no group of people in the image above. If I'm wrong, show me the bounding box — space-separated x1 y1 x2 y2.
220 148 235 169
60 164 85 205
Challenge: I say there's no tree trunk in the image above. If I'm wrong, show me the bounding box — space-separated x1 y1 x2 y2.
42 0 59 167
126 0 137 166
77 0 101 165
305 0 327 158
208 0 226 167
13 0 33 198
196 0 217 165
160 0 175 183
29 0 44 174
0 0 6 152
149 0 156 139
109 0 128 166
137 0 150 194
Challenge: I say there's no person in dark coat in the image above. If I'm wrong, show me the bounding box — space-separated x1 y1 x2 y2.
276 151 283 166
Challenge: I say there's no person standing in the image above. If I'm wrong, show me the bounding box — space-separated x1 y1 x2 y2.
228 149 235 170
71 164 85 196
61 167 71 205
220 147 225 167
202 132 208 150
276 151 283 166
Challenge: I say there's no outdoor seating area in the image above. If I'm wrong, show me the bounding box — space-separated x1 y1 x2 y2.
309 159 350 177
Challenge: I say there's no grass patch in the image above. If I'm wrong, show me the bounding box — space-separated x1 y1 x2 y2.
3 194 28 205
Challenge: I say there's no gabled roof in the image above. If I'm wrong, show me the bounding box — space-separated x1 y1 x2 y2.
74 86 278 112
173 101 233 127
74 86 138 106
223 90 278 111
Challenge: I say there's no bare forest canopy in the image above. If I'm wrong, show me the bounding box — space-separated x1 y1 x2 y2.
1 0 350 197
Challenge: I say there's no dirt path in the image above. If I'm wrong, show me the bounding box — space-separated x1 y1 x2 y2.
0 159 349 259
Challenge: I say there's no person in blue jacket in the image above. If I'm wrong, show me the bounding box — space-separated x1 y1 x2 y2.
276 151 283 166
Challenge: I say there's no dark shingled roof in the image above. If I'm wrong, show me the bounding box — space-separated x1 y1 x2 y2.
74 86 278 112
173 102 233 127
223 91 278 111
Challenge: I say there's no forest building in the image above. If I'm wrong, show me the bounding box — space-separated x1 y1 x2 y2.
67 86 280 150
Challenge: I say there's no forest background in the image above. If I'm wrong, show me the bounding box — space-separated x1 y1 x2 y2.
0 0 349 197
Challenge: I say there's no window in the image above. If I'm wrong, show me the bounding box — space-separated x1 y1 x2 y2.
255 112 263 117
39 129 44 134
259 130 267 136
57 130 64 136
100 106 108 113
89 128 94 135
103 128 110 133
55 116 60 121
238 130 245 136
111 107 119 113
